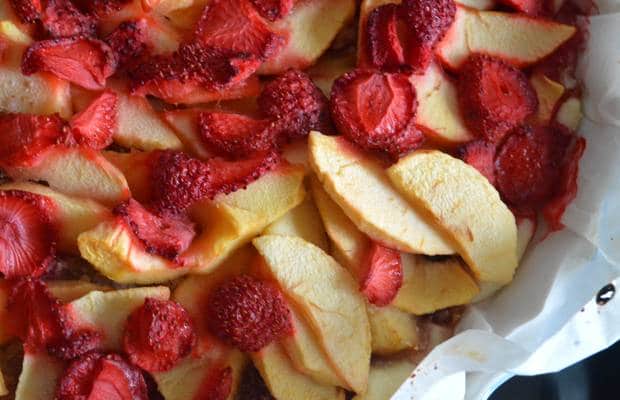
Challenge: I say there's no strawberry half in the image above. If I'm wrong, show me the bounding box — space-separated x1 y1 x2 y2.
198 112 275 159
457 54 538 143
104 19 150 71
69 89 118 150
359 242 403 307
8 0 43 23
330 69 424 159
22 37 118 90
113 199 196 260
0 191 56 279
249 0 294 21
365 4 406 70
0 113 64 168
457 140 497 186
195 366 233 400
41 0 96 38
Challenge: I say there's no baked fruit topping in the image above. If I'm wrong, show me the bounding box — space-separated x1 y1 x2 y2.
123 298 196 372
206 274 293 352
0 113 64 168
458 140 497 185
365 4 405 71
330 69 424 159
68 89 118 150
104 19 150 71
39 0 97 39
8 0 43 24
360 242 403 307
249 0 294 21
194 365 234 400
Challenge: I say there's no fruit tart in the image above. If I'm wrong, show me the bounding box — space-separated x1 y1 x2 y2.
0 0 592 398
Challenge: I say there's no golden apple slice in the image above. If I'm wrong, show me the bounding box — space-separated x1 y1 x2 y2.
556 97 582 130
251 343 345 400
259 0 356 74
0 182 111 254
65 287 170 349
307 51 356 96
182 163 306 273
368 305 420 355
253 235 371 394
531 73 565 124
263 192 329 251
352 359 417 400
437 6 576 69
102 150 153 203
47 281 111 303
6 146 131 206
387 150 517 284
309 132 454 255
162 109 211 159
392 255 479 315
14 353 64 400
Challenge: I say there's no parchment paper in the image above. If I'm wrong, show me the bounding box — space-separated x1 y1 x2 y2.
393 4 620 399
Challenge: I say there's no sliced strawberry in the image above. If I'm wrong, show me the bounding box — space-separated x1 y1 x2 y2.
207 275 292 352
123 298 196 372
330 69 424 159
498 0 542 15
0 191 56 279
0 113 64 168
198 112 275 158
457 140 497 185
22 37 117 90
113 199 196 260
543 135 586 231
195 366 233 400
78 0 132 17
41 0 96 38
258 69 332 142
69 90 118 150
105 19 150 71
194 0 284 61
249 0 294 21
365 4 406 70
56 353 148 400
457 54 538 143
8 0 43 23
48 328 103 361
359 242 403 307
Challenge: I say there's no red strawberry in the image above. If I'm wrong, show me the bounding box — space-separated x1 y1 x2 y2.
0 191 56 279
498 0 542 15
41 0 96 38
258 69 332 142
56 353 148 400
69 90 118 150
0 113 64 168
249 0 294 21
359 242 403 307
22 37 117 90
330 69 424 159
123 298 196 372
457 140 497 185
194 0 284 61
113 199 196 260
206 275 293 352
365 4 406 70
48 328 103 361
199 112 274 159
8 0 43 23
78 0 132 17
457 54 538 143
105 19 150 71
195 366 233 400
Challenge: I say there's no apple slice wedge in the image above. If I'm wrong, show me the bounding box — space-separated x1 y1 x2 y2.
162 109 211 159
259 0 356 74
352 358 418 400
14 352 64 400
47 281 111 303
368 305 420 355
309 132 455 255
530 73 565 124
392 254 479 315
252 343 345 400
0 182 111 254
102 151 153 203
436 6 576 69
387 150 518 284
308 51 357 96
253 235 371 394
556 97 582 130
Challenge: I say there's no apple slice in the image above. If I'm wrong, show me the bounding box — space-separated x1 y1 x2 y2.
410 63 474 146
0 182 111 254
259 0 356 74
251 343 345 400
387 150 518 284
65 286 170 350
436 6 576 69
263 192 329 251
5 146 131 206
530 73 565 124
307 51 357 96
162 109 211 159
368 305 420 355
308 132 455 255
253 235 371 394
392 254 479 315
556 97 582 130
352 358 417 400
14 352 64 400
102 151 153 203
47 281 111 303
182 163 306 273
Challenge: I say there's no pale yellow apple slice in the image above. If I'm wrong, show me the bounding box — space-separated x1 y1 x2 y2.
368 305 420 355
182 163 306 273
263 192 329 251
78 217 191 284
0 182 111 254
387 150 518 284
253 235 371 394
437 6 576 69
307 51 356 96
556 97 582 130
6 146 131 206
102 150 153 203
47 281 111 303
530 73 565 124
352 359 417 400
15 352 64 400
163 109 211 159
259 0 356 74
392 254 479 315
65 286 170 349
251 343 345 400
308 132 455 255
